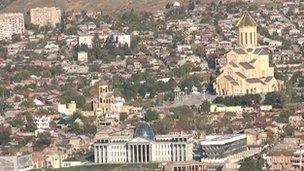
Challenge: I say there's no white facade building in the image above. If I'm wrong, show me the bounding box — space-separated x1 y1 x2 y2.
0 154 32 171
30 7 61 27
34 116 50 129
0 13 25 40
93 123 193 164
77 51 88 62
57 101 76 115
78 34 131 48
200 134 260 164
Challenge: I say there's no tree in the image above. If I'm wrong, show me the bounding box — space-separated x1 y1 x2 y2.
12 34 21 42
91 34 103 59
276 111 290 123
83 121 97 135
24 112 37 132
199 100 211 113
194 45 206 58
213 94 262 106
42 70 51 78
174 63 193 78
50 65 63 76
263 92 285 108
265 132 275 145
24 12 38 31
70 121 97 135
145 110 159 122
188 0 195 11
35 132 51 147
130 36 140 52
239 157 264 171
248 4 258 11
172 31 184 45
153 116 174 134
60 89 86 109
10 116 24 128
0 128 10 145
119 113 127 122
0 87 10 97
165 7 187 20
282 124 294 137
0 42 7 57
286 7 295 17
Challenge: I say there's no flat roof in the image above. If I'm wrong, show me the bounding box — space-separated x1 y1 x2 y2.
201 134 246 146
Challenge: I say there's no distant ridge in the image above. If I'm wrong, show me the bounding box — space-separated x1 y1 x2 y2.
0 0 189 15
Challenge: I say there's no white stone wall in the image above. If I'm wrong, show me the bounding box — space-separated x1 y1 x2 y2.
151 142 171 161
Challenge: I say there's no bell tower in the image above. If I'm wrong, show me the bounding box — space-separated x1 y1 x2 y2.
236 11 257 48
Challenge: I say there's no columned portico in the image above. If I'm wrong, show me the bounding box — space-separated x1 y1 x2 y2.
128 143 151 163
94 145 98 163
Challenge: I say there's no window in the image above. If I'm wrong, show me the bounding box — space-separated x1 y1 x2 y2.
245 32 248 44
250 32 253 44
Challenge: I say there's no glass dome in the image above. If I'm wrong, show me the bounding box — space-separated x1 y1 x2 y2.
134 122 155 140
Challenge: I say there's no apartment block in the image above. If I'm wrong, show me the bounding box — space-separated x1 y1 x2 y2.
30 7 61 27
0 13 24 40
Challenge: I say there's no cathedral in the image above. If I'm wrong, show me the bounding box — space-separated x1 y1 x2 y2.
215 12 281 96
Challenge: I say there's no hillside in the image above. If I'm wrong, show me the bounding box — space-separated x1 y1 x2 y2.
0 0 188 15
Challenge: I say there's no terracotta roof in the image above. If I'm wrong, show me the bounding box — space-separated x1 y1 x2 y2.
236 11 257 27
268 150 294 156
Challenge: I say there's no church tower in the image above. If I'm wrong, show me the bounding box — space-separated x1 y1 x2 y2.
236 11 257 48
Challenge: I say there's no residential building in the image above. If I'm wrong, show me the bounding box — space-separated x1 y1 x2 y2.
292 149 304 170
214 12 281 96
162 161 207 171
0 13 24 40
78 34 131 48
34 115 51 129
245 129 267 146
210 104 243 113
61 161 85 168
77 51 88 62
267 150 294 170
93 122 194 164
30 7 61 27
0 154 32 171
200 134 260 164
57 101 77 115
63 63 89 74
32 147 69 169
69 135 90 151
266 138 302 170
